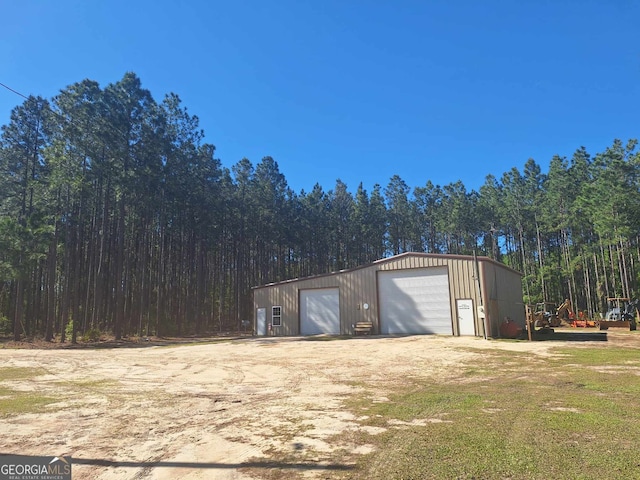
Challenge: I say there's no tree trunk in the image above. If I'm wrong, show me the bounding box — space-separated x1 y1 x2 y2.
45 222 58 341
13 279 24 341
114 198 125 340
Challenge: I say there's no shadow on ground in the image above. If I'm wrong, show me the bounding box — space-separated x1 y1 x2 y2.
71 457 354 471
530 331 608 342
0 334 250 350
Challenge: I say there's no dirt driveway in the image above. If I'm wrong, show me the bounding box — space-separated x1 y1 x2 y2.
0 335 563 479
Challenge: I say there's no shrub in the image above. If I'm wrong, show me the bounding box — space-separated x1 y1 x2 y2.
64 318 74 339
82 327 101 342
0 315 11 335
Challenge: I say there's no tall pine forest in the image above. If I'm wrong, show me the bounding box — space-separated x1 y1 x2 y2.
1 73 639 341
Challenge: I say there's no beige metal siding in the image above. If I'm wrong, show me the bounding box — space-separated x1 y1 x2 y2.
253 253 523 337
380 256 483 336
479 260 525 337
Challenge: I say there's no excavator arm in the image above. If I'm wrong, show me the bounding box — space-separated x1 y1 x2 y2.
555 299 574 322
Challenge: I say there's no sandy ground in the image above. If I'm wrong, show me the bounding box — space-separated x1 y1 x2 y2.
0 334 588 479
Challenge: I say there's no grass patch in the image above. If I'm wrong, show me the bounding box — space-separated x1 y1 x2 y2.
67 379 117 387
239 415 337 480
0 367 62 416
340 345 640 480
554 346 640 366
301 335 353 342
159 338 236 348
0 386 58 416
54 379 119 392
0 366 45 381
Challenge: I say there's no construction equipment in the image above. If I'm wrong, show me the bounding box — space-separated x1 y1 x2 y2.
531 302 561 328
525 299 577 339
596 298 638 331
525 304 554 339
570 310 596 328
555 299 575 324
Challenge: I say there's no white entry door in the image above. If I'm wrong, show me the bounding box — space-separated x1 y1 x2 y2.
457 299 476 336
256 308 266 336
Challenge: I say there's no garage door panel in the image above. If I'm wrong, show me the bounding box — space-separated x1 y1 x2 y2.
300 288 340 335
379 268 452 335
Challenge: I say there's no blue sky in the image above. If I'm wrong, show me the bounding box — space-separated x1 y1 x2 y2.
2 1 639 195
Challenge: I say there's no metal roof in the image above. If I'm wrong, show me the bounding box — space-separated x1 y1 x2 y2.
252 251 522 290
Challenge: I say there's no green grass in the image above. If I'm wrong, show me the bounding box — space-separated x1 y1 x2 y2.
339 345 640 480
56 379 119 391
0 386 58 416
0 366 45 381
301 335 353 341
0 367 58 416
554 345 640 366
159 338 236 348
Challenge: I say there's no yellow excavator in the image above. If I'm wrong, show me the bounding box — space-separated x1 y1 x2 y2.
525 303 556 337
531 301 568 328
525 299 576 339
555 299 575 324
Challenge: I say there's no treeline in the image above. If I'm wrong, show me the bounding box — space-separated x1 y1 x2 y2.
1 73 638 341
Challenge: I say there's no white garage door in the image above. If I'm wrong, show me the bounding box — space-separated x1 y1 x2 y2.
300 288 340 335
379 267 453 335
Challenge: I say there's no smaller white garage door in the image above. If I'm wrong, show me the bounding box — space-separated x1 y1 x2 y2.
379 267 452 335
300 288 340 335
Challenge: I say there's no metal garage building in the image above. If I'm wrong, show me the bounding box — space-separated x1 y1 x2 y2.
252 252 524 338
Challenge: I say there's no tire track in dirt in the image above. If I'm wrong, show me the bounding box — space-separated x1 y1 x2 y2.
1 335 565 479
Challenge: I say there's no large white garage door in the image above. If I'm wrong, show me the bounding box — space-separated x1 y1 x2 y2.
379 267 452 335
300 288 340 335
